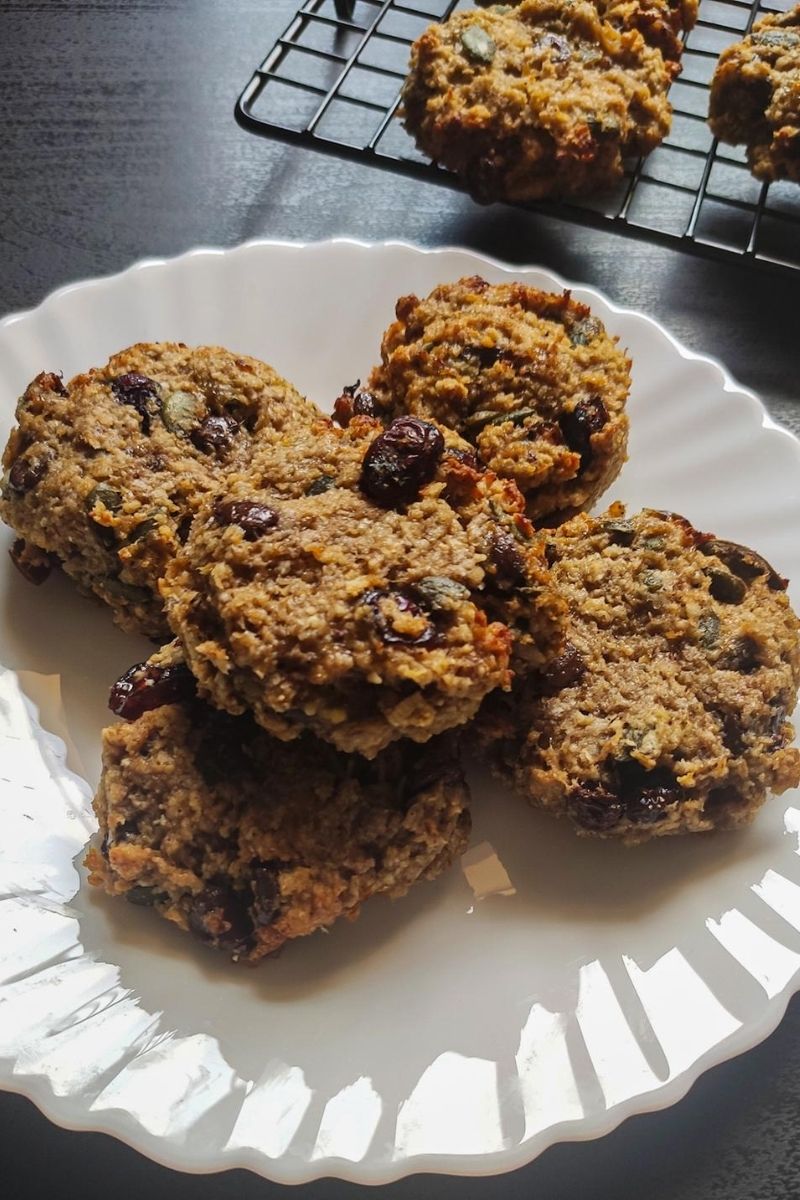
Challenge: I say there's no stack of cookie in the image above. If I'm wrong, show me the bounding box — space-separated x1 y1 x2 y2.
2 275 799 965
401 0 697 201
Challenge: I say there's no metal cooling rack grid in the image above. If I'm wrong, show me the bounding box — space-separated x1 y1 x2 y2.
235 0 800 276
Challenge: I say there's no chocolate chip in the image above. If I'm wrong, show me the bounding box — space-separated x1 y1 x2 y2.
214 499 279 540
706 567 747 605
567 783 624 832
8 454 48 493
333 381 378 426
187 883 254 952
109 660 196 720
251 862 282 927
558 397 608 465
360 588 437 646
191 414 238 454
110 373 161 434
539 643 586 693
9 538 53 585
360 417 444 509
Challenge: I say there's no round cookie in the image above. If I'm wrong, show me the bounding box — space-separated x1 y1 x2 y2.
86 656 471 964
709 7 800 183
401 0 676 203
1 344 318 637
479 505 800 844
162 414 566 758
366 276 630 523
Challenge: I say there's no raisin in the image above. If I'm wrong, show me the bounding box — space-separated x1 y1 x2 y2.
361 588 437 646
334 381 378 426
191 414 238 454
9 538 53 585
616 762 683 824
109 660 196 720
305 474 336 496
8 454 48 493
251 862 282 926
110 373 161 434
214 499 279 540
700 538 786 591
187 883 254 952
177 512 193 543
706 568 746 605
360 417 444 508
567 783 624 832
488 529 527 589
539 643 586 693
558 397 608 465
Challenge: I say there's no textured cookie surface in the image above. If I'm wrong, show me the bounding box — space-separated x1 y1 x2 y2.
709 6 800 182
85 690 471 963
163 415 565 758
368 276 630 523
1 344 318 637
402 0 676 202
480 505 800 843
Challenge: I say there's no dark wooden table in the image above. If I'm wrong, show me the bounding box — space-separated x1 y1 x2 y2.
2 2 799 1197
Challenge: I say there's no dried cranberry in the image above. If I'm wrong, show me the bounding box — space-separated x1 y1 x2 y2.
567 783 624 832
334 381 379 426
191 414 238 454
110 373 161 433
361 588 437 646
558 397 608 465
109 660 196 720
360 417 444 508
251 862 282 926
539 643 586 693
187 883 254 952
214 499 279 540
8 454 48 493
488 529 527 589
9 539 53 585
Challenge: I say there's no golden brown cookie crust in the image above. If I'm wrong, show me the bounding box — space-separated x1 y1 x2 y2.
1 345 318 637
479 505 800 844
402 0 676 202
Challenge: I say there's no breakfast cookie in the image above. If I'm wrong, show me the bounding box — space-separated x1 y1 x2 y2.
85 661 471 963
709 6 800 183
402 0 677 203
1 345 318 638
162 414 565 758
365 276 630 524
479 505 800 844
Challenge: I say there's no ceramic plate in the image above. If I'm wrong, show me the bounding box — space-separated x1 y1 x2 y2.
2 239 800 1186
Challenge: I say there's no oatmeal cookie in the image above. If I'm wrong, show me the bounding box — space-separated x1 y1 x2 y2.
479 505 800 844
1 345 318 637
85 660 471 963
366 276 630 523
402 0 677 203
162 414 565 758
709 6 800 183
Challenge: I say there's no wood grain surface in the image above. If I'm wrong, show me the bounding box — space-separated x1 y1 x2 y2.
1 2 799 1197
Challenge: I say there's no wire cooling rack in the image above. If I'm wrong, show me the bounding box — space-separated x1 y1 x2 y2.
235 0 800 275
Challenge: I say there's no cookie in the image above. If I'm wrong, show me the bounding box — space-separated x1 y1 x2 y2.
479 505 800 843
366 276 630 523
162 414 565 758
1 344 318 637
402 0 676 203
709 6 800 183
85 656 471 963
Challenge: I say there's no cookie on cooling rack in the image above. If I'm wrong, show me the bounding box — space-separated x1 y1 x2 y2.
709 6 800 183
402 0 677 202
0 344 318 638
85 649 471 964
365 275 630 524
161 414 565 759
479 505 800 844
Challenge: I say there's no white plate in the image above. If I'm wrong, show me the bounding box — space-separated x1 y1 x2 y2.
3 239 800 1187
